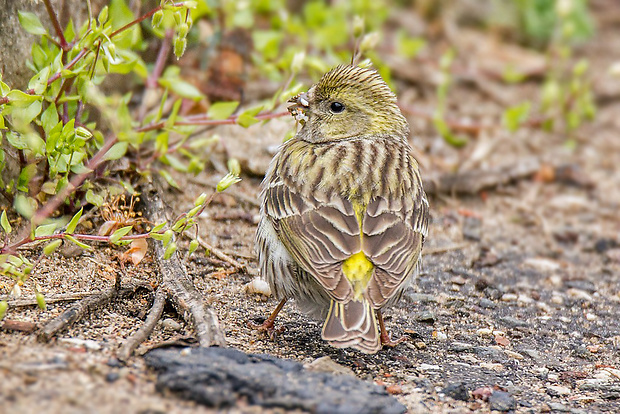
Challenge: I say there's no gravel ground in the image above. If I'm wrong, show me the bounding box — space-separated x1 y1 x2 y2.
2 8 620 414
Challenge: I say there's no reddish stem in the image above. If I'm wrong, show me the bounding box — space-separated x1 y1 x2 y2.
136 110 289 133
42 0 69 50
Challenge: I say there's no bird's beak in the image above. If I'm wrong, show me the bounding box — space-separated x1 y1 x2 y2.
287 92 309 125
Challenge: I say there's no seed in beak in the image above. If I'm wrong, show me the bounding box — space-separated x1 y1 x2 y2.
299 96 309 107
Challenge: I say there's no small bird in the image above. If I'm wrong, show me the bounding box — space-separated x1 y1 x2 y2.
255 64 429 354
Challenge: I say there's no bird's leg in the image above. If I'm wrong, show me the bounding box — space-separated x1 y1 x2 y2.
377 310 407 348
248 298 287 338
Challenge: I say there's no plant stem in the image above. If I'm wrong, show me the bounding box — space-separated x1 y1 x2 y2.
42 0 69 51
136 110 289 133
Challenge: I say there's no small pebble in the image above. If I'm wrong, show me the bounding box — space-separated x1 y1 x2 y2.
106 372 120 383
434 331 448 341
488 390 516 411
442 382 470 401
585 312 597 321
162 318 182 331
418 363 441 371
245 278 272 296
547 385 571 396
501 293 518 302
477 327 493 337
504 350 523 360
479 298 497 309
304 356 355 376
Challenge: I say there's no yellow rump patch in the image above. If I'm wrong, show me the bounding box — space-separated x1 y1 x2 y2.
342 251 374 300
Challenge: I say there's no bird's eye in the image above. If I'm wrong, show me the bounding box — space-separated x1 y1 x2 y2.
330 101 345 113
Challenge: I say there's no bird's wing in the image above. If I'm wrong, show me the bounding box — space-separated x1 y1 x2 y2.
264 181 361 301
362 188 429 307
264 175 428 305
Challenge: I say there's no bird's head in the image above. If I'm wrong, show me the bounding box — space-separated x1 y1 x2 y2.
287 65 409 143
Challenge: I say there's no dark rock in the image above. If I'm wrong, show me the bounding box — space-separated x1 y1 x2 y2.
463 216 482 241
547 402 570 412
488 390 516 411
594 238 617 254
473 346 506 362
602 392 620 400
144 347 407 414
484 287 502 301
479 298 497 309
106 358 123 368
105 372 120 383
442 382 470 401
564 280 596 293
496 316 530 329
414 311 436 324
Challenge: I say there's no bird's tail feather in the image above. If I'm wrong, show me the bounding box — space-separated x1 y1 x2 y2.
322 299 381 354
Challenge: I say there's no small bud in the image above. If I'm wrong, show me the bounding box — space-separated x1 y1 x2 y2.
189 239 199 255
152 10 164 28
353 16 365 38
178 22 189 39
290 51 305 74
556 0 573 17
573 59 588 77
98 6 109 25
194 193 207 206
173 11 182 25
359 32 380 53
217 172 241 192
227 158 241 176
75 126 93 140
107 42 116 59
174 37 187 59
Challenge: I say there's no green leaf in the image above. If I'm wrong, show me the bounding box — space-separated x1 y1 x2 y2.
41 104 59 131
18 11 47 35
7 90 40 108
65 208 83 234
159 169 179 189
163 241 177 259
236 106 263 128
162 229 174 246
14 194 35 219
85 189 105 207
502 102 531 132
189 239 199 255
35 222 58 237
109 225 133 244
103 141 128 161
43 239 63 255
35 292 46 310
1 211 11 234
0 301 7 321
207 101 238 121
158 78 203 100
64 235 91 250
150 222 167 233
162 154 187 172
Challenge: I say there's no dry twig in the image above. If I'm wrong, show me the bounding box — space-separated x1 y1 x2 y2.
117 287 168 361
142 183 226 348
37 280 150 342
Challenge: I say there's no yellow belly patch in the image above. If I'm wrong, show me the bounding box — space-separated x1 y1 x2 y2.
342 251 374 300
